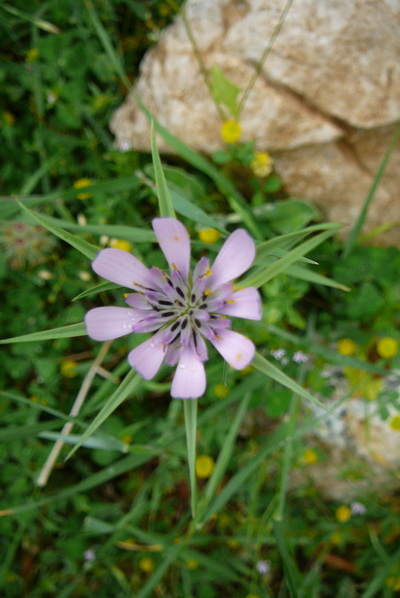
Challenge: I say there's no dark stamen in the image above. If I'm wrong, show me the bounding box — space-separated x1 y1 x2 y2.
191 293 196 303
176 287 185 299
194 319 201 327
199 303 207 309
171 320 181 332
181 318 188 330
175 300 184 308
169 332 181 345
192 330 198 349
161 311 176 318
159 300 173 306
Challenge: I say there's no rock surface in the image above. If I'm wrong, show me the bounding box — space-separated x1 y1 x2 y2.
111 0 400 245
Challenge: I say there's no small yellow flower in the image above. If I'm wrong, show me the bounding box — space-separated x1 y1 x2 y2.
26 48 40 63
3 111 15 126
73 178 93 200
226 538 240 548
337 338 358 356
250 152 273 177
214 383 229 399
336 505 351 523
389 415 400 432
330 532 342 547
186 559 199 570
60 360 78 378
221 120 242 144
195 455 215 479
303 448 319 465
386 575 400 591
109 239 133 253
363 377 383 401
198 228 220 244
139 557 155 574
377 337 398 359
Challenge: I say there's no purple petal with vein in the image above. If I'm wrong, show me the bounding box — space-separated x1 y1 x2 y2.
211 329 255 369
171 347 206 399
219 287 262 320
152 218 191 281
210 229 255 285
85 306 139 341
92 248 152 289
128 335 165 379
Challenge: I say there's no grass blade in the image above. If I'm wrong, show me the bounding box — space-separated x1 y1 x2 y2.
65 369 142 460
201 392 251 509
252 352 334 413
343 123 400 257
0 322 86 344
17 199 99 260
151 121 176 218
240 226 341 289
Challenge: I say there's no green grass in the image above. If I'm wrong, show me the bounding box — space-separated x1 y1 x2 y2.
1 2 400 597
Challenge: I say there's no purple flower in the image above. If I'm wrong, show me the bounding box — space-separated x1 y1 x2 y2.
85 218 261 399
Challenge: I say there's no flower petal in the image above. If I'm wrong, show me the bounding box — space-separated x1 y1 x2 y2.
219 288 262 320
85 306 139 341
128 335 165 380
92 248 152 290
152 218 191 280
171 347 206 399
210 329 255 370
210 229 255 285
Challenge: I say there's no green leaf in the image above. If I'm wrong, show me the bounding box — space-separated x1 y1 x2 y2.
17 200 99 260
261 199 319 234
184 400 198 517
210 66 241 119
0 322 86 344
150 121 175 218
286 264 350 291
169 186 226 233
65 369 142 460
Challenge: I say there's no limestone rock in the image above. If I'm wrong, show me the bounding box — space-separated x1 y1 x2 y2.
110 0 400 245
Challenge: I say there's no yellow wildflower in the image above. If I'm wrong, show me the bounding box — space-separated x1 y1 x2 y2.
386 575 400 591
198 228 220 244
139 557 155 573
109 239 133 253
363 377 383 401
221 120 242 144
26 48 40 63
3 111 15 126
389 415 400 432
337 338 358 356
195 455 215 479
336 505 351 523
186 559 199 570
60 360 78 378
303 448 319 465
214 383 229 399
250 152 273 177
226 538 240 548
73 178 93 200
377 337 398 359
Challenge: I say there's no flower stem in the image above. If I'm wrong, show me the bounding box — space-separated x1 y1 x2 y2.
183 399 198 517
